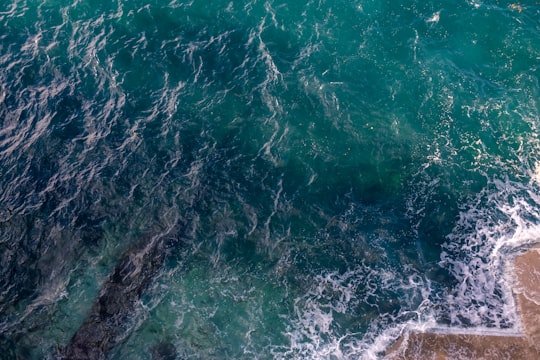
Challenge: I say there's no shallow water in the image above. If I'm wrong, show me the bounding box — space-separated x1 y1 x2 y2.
0 1 539 359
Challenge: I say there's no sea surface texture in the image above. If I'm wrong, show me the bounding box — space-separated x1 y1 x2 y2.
0 1 539 359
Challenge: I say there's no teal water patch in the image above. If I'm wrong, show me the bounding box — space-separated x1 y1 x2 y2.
0 0 539 358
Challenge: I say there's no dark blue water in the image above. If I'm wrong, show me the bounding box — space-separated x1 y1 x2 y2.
0 1 539 358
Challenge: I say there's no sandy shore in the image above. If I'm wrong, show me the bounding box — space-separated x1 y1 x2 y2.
386 247 540 359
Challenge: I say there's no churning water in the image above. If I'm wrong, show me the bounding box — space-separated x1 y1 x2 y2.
0 0 539 359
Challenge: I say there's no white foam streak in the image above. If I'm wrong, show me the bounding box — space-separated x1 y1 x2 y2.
282 265 433 359
439 178 540 329
0 0 18 17
426 11 441 24
263 178 284 248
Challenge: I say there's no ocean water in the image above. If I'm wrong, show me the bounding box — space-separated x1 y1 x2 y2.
0 0 539 359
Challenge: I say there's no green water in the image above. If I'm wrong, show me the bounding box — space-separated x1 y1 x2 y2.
0 0 539 359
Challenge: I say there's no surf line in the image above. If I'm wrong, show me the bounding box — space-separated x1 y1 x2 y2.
59 227 181 360
385 247 540 359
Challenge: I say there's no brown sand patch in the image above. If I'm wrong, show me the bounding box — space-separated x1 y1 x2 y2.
386 333 536 360
514 247 540 351
386 247 540 359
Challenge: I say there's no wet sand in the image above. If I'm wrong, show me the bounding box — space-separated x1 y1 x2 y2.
386 247 540 360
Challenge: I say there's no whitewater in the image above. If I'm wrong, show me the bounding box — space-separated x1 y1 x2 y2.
0 1 539 359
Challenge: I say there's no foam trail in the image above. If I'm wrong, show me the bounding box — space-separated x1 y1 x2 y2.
438 178 540 329
276 265 434 359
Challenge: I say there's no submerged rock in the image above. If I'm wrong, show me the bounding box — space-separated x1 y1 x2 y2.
151 341 178 360
60 232 177 360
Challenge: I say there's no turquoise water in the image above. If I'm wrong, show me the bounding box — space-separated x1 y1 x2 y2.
0 0 539 358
